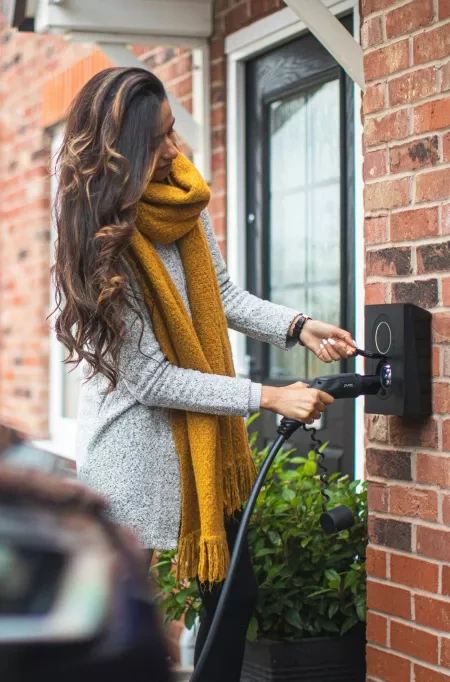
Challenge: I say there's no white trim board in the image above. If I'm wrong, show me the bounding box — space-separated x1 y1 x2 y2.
225 1 365 479
352 0 365 484
283 0 365 90
40 125 78 463
225 0 356 59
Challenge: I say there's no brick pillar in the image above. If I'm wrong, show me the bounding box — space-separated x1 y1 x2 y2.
362 1 450 680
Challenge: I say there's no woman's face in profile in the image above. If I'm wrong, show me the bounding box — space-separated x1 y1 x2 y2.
151 99 179 182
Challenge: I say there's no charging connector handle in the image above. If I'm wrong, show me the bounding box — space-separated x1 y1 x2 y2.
310 372 381 399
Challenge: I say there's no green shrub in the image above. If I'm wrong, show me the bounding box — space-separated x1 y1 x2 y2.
152 416 368 641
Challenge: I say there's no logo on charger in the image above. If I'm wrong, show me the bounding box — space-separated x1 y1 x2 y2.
344 383 355 388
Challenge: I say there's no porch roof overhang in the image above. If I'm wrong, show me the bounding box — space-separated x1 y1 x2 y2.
3 0 364 180
3 0 214 45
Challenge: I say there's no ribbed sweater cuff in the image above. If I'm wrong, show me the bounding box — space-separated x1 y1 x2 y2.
248 382 262 413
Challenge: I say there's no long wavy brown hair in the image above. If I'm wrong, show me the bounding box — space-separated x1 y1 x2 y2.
52 67 166 390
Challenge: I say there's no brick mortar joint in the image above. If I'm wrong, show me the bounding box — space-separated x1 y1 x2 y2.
365 199 449 213
367 641 450 674
362 0 431 22
368 575 450 600
364 95 447 122
368 477 448 493
380 613 450 640
365 202 449 215
370 509 450 528
365 129 450 154
365 133 449 154
366 271 449 281
364 165 450 185
363 16 450 56
368 543 444 566
364 56 450 88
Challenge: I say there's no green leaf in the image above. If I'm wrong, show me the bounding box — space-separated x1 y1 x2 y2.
304 460 317 476
184 608 198 630
319 618 340 633
324 569 340 584
285 609 303 631
246 412 260 428
356 604 367 622
175 591 188 605
282 469 299 480
340 616 359 635
268 564 284 579
247 617 258 642
268 530 282 544
307 588 333 598
328 602 339 619
344 571 359 589
185 582 200 597
255 548 276 557
282 487 295 503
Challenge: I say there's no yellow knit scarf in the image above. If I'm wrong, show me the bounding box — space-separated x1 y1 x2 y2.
129 153 256 584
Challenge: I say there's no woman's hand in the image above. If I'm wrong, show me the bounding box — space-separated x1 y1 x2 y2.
298 319 357 363
261 382 334 424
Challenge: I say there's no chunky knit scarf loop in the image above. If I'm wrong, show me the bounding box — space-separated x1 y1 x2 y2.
130 153 256 584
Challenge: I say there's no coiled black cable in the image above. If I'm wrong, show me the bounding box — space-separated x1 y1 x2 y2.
302 424 330 513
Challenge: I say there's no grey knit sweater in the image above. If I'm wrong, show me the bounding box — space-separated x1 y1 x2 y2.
76 211 299 550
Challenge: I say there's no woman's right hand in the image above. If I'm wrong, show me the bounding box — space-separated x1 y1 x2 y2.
260 381 334 424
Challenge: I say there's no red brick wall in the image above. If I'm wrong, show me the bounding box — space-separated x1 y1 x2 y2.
362 1 450 680
0 18 90 438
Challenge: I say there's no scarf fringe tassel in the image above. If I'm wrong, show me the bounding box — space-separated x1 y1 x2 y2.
223 458 256 516
176 459 257 583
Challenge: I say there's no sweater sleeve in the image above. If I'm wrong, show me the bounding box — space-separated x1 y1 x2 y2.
201 210 300 351
119 290 262 416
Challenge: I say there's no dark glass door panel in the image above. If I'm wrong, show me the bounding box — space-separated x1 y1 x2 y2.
246 14 355 476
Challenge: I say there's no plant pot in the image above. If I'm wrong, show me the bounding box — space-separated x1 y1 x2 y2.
241 627 366 682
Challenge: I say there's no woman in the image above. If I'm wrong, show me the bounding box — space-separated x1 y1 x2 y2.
52 67 356 681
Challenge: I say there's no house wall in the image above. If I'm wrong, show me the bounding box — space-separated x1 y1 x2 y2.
361 1 450 680
2 0 450 678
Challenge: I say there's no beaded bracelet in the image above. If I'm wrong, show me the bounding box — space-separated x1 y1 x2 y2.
292 314 311 346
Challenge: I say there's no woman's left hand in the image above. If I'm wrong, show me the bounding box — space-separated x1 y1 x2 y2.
299 319 357 363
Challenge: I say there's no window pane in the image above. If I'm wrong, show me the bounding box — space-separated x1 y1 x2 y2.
62 358 82 420
268 79 341 380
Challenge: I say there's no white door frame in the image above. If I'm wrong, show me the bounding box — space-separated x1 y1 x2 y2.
225 0 365 481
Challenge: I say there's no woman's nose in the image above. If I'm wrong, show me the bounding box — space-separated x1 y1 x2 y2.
167 144 178 160
165 138 179 160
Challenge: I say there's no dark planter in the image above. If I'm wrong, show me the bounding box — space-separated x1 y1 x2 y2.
241 627 366 682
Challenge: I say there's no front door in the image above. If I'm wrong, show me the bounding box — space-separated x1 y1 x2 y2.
245 15 355 476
